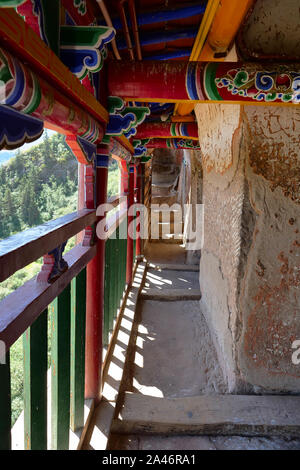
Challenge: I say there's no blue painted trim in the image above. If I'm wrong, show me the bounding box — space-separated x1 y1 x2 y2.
111 4 206 29
96 154 109 168
0 105 43 150
77 136 96 164
144 49 191 61
106 113 136 136
117 27 197 50
181 123 188 137
65 11 75 26
6 60 24 106
186 62 199 100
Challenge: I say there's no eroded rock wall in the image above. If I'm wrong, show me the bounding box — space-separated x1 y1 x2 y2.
195 103 300 393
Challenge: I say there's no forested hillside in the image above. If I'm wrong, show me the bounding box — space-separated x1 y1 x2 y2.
0 131 78 240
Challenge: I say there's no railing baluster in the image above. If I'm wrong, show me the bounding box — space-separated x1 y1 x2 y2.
115 226 120 318
23 310 48 450
70 268 86 432
50 285 71 450
134 214 137 263
123 219 127 290
103 239 111 347
117 227 122 307
109 238 116 332
0 352 11 450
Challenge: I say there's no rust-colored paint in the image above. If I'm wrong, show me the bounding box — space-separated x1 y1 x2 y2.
244 248 300 378
244 107 300 204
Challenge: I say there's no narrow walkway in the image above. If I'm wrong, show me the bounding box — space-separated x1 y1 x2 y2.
109 243 300 450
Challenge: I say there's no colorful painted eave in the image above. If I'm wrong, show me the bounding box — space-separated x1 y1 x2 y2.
115 135 134 155
0 8 109 125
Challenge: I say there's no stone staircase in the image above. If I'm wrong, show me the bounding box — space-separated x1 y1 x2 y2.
150 150 184 242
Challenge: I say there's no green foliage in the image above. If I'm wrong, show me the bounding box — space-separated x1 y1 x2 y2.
107 158 120 197
0 132 78 240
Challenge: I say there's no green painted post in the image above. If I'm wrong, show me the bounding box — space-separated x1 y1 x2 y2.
103 240 110 347
23 310 48 450
0 352 11 450
50 285 71 450
133 207 137 263
112 231 118 322
116 225 121 315
117 229 122 308
70 269 86 432
122 219 127 292
109 235 116 332
109 235 115 327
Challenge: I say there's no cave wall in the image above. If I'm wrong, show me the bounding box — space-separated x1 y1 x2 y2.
194 103 300 392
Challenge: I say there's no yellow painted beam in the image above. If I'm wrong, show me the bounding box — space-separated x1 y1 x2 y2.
175 0 255 117
171 115 195 123
174 0 220 117
117 135 134 154
126 98 299 109
204 0 254 57
190 0 220 61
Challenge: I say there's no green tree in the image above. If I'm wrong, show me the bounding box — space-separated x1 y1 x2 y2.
21 183 41 227
2 188 21 234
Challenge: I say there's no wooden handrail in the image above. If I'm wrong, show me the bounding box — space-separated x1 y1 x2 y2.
107 193 127 208
0 244 96 352
0 209 97 283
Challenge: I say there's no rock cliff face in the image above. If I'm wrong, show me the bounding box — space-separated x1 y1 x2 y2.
194 102 300 393
184 0 300 394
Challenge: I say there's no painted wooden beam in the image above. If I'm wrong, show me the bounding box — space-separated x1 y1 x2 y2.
144 138 200 150
174 0 254 116
108 60 300 106
111 3 207 29
135 122 198 140
144 49 191 61
117 27 198 50
0 47 104 141
0 9 108 124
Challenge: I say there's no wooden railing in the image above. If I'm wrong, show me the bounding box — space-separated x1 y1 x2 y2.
0 193 137 450
103 214 128 347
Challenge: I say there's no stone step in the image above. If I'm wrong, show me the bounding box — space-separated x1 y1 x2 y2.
140 288 201 301
151 197 178 205
148 263 199 272
150 235 184 244
113 393 300 438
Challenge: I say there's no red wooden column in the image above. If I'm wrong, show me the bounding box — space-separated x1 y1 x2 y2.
126 163 135 285
120 159 129 194
85 145 109 400
136 163 142 259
